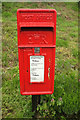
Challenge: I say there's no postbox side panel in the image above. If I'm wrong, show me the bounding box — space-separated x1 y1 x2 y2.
18 48 25 93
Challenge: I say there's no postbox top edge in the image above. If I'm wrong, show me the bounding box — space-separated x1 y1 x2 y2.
17 9 57 13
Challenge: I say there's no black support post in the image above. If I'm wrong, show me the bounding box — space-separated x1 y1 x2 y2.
32 95 40 118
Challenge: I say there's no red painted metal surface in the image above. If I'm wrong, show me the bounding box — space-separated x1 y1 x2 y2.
17 9 57 95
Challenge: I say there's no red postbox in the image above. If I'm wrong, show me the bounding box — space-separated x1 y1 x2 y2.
17 9 57 95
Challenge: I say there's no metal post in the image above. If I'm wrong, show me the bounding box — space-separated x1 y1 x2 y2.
32 95 40 118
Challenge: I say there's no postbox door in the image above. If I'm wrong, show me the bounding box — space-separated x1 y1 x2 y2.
18 47 55 94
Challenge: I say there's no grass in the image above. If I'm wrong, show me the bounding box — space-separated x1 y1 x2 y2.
2 2 78 119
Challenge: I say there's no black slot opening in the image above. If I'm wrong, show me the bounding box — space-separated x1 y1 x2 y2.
21 27 53 31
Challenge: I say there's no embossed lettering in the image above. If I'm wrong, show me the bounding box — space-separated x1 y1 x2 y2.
21 13 53 22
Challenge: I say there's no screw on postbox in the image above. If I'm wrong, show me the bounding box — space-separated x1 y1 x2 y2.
17 9 57 95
